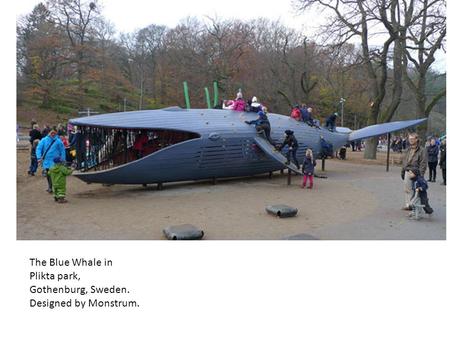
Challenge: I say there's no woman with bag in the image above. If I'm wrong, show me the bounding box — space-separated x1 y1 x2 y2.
36 127 66 193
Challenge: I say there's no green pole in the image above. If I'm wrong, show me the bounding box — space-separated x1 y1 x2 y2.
204 87 211 109
213 81 219 108
183 81 191 109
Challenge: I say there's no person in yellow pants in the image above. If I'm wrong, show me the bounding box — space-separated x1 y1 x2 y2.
48 157 73 203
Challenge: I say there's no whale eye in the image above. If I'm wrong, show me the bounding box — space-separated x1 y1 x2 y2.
208 132 220 141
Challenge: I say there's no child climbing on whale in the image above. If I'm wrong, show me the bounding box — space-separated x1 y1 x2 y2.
277 130 300 169
245 110 274 145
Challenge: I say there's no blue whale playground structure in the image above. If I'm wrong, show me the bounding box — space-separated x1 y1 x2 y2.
69 107 426 186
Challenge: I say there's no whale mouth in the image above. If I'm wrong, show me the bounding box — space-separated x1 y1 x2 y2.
71 126 200 172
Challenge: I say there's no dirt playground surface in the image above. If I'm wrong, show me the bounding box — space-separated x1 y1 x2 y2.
17 148 446 240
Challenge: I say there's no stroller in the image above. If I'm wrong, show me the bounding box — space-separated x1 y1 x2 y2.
409 194 425 220
409 189 433 220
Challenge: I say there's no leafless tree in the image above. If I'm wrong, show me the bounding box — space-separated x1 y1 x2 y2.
47 0 100 108
294 0 410 158
402 0 446 138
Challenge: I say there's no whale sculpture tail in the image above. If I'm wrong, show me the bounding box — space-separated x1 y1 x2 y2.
346 118 427 142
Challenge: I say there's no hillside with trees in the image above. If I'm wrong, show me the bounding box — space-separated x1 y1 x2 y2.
17 0 446 158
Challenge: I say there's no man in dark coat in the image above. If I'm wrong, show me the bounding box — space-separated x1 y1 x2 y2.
439 139 446 185
426 138 439 182
29 124 42 145
401 133 428 210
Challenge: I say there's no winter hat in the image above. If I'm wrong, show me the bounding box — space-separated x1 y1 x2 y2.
285 129 293 135
334 112 339 116
236 92 243 99
252 96 258 103
258 111 265 118
53 157 62 164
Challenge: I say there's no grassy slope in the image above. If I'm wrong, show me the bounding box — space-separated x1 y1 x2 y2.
17 104 79 129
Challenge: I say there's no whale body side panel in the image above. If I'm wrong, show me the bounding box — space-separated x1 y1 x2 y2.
69 109 350 184
74 136 284 184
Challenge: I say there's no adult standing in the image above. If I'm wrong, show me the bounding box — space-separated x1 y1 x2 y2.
29 124 42 145
70 126 86 169
41 124 50 137
36 128 66 193
439 139 446 185
57 123 66 136
402 137 407 151
401 132 428 210
426 138 439 182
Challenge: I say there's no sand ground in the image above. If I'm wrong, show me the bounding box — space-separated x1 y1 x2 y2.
17 147 446 240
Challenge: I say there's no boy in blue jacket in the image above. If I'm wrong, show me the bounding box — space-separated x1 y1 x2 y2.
245 111 274 145
409 168 433 215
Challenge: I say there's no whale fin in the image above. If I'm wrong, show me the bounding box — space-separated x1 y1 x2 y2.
348 118 427 142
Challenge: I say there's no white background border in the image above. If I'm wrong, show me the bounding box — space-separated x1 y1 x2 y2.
3 1 449 337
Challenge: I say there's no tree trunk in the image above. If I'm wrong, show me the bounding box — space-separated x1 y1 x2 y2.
41 88 50 108
364 137 378 159
77 49 85 110
415 90 427 142
363 105 379 159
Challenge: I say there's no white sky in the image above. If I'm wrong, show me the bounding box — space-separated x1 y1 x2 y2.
16 0 446 71
16 0 310 31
